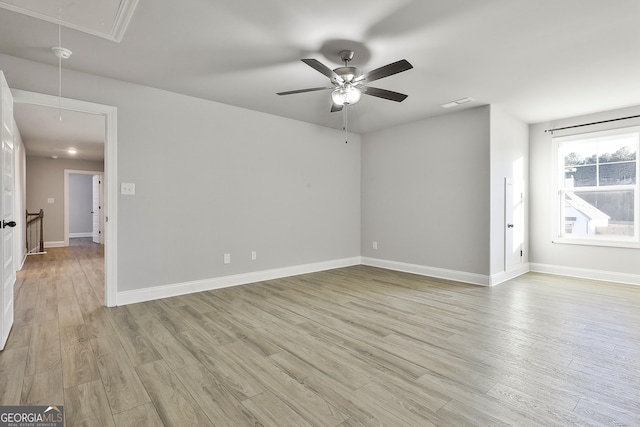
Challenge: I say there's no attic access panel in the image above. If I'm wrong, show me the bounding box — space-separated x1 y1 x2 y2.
0 0 138 42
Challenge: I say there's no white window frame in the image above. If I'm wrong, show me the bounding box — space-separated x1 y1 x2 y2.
552 126 640 248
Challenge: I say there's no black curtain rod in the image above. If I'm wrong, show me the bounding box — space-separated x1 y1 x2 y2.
545 114 640 134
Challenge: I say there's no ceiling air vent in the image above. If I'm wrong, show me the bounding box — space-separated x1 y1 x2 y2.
440 97 474 108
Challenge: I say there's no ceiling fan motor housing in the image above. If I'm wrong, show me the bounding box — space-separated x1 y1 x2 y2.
333 66 361 84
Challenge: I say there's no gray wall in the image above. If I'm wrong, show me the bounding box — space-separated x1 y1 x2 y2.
114 90 361 290
69 173 93 235
530 105 640 275
3 54 362 292
26 156 104 243
361 106 491 275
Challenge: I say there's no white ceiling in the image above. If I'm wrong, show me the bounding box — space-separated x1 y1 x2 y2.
1 0 640 159
13 103 105 161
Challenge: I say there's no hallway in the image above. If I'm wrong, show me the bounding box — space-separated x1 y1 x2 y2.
1 239 107 420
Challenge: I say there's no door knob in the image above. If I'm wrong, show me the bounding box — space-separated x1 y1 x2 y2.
2 220 16 228
507 224 514 228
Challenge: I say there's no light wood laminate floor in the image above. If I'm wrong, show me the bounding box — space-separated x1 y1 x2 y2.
1 241 640 426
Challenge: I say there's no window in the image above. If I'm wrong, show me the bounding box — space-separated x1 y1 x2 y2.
553 126 639 247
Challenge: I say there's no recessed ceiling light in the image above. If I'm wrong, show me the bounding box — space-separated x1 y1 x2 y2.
441 97 474 108
67 148 77 155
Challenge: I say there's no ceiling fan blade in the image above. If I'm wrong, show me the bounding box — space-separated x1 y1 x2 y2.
330 103 344 113
363 86 408 102
301 59 343 83
355 59 413 83
277 86 333 96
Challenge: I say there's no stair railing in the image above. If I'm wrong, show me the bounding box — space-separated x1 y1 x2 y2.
26 209 45 254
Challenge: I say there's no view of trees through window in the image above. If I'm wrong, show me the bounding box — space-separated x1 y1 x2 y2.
564 145 636 187
559 131 638 239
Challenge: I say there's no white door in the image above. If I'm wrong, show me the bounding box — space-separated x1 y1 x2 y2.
0 71 16 350
92 175 101 244
505 178 524 271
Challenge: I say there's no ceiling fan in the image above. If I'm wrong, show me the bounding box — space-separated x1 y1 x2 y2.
277 50 413 112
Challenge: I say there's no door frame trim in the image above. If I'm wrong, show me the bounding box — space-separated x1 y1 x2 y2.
12 89 118 307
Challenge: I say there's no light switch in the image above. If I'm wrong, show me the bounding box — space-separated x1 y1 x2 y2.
47 198 54 204
121 182 136 195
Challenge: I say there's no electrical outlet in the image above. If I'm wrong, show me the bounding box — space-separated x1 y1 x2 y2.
373 241 378 250
251 251 257 261
223 253 231 264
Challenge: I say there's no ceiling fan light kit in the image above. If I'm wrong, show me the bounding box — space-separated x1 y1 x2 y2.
331 85 361 105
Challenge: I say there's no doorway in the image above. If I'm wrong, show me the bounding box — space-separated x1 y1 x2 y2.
65 170 104 246
12 89 118 307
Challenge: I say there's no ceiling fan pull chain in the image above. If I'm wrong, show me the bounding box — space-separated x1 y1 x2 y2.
344 105 348 143
52 8 72 121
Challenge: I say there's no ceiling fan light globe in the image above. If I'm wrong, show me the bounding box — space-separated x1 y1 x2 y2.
331 86 361 105
347 87 362 104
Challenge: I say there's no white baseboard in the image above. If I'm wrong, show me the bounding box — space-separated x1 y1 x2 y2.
44 241 65 248
69 232 93 238
116 256 362 306
115 256 640 307
17 252 27 271
529 262 640 286
490 263 530 286
361 257 491 286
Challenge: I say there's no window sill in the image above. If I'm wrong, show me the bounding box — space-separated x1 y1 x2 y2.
552 238 640 249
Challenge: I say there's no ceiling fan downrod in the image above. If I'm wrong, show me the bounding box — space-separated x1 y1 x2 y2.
339 50 354 66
